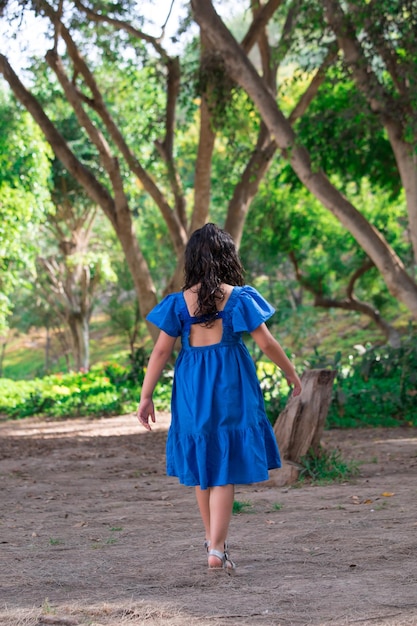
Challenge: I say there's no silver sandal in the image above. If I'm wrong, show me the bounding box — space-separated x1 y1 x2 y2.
207 548 236 571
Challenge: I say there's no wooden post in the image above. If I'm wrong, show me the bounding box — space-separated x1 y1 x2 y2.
269 369 336 486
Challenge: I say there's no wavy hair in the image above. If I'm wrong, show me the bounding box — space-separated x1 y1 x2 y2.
183 223 245 322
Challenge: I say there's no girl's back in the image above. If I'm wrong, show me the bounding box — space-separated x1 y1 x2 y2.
183 283 234 347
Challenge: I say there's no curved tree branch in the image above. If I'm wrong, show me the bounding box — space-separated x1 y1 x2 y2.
72 0 170 59
0 53 116 222
289 251 401 346
241 0 285 52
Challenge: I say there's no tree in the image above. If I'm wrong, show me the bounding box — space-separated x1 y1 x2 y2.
9 285 72 374
190 0 417 320
103 257 142 358
37 203 104 371
0 0 340 331
242 172 404 346
1 0 417 331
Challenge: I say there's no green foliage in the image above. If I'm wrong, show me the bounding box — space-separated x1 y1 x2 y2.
292 73 401 196
258 326 417 429
232 500 253 515
242 172 409 314
0 355 172 420
256 360 291 424
298 447 360 485
326 333 417 428
0 90 53 331
0 328 415 428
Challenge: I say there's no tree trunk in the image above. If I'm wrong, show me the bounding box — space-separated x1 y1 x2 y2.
190 0 417 320
112 201 159 341
381 124 417 267
225 126 276 248
45 326 51 373
67 311 90 371
189 32 217 235
271 369 336 486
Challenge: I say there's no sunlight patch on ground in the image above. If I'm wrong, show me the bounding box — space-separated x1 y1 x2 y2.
0 412 171 439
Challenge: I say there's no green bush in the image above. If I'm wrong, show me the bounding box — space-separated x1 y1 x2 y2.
0 354 173 420
1 335 415 425
327 334 417 428
260 334 417 429
257 361 290 424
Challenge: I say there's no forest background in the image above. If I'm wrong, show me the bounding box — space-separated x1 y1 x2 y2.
0 0 416 433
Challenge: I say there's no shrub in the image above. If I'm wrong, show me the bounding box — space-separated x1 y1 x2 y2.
327 334 417 428
260 333 417 429
1 335 415 425
257 361 290 424
0 354 173 420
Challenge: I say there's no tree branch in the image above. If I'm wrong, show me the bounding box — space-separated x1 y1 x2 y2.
289 251 400 345
288 43 338 124
45 48 127 215
241 0 285 52
38 0 188 253
71 0 188 231
0 54 116 223
347 0 410 100
72 0 170 59
323 0 395 118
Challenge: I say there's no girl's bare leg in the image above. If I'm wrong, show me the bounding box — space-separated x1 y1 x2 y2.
195 486 211 545
207 484 234 567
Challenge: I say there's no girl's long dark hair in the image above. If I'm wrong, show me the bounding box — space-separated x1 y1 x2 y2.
183 223 245 321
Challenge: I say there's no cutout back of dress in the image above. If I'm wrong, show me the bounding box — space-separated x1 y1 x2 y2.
183 285 234 347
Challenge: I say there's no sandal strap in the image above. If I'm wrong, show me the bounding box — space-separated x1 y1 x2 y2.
208 549 225 562
204 540 229 551
224 550 236 569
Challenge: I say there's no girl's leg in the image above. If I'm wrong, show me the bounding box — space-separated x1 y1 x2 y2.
195 486 211 545
207 484 234 568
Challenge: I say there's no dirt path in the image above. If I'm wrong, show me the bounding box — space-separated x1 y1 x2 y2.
1 413 417 626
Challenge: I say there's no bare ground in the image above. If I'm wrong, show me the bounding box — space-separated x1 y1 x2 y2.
1 413 417 626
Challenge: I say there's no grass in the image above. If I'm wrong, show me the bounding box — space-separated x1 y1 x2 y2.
298 447 360 485
232 500 253 514
48 538 64 546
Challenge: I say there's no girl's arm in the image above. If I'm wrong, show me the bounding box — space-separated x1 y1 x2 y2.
250 323 302 397
137 330 177 430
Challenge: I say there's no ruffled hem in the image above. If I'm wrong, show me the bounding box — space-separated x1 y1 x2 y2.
166 421 281 490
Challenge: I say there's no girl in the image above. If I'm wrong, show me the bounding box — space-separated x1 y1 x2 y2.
137 223 302 571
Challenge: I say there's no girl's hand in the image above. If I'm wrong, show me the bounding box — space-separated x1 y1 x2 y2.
137 398 155 431
286 372 302 397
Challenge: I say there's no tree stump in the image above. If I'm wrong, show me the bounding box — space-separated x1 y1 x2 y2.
269 369 336 487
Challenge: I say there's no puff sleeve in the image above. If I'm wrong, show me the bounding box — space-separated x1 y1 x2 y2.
232 285 275 333
146 293 182 337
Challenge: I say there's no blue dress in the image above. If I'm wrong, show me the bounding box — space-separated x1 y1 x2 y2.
146 285 281 490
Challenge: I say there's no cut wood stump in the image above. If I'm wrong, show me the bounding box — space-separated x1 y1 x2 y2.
268 368 336 487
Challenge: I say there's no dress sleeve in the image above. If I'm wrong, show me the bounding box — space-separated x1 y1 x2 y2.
146 293 182 337
232 285 275 333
